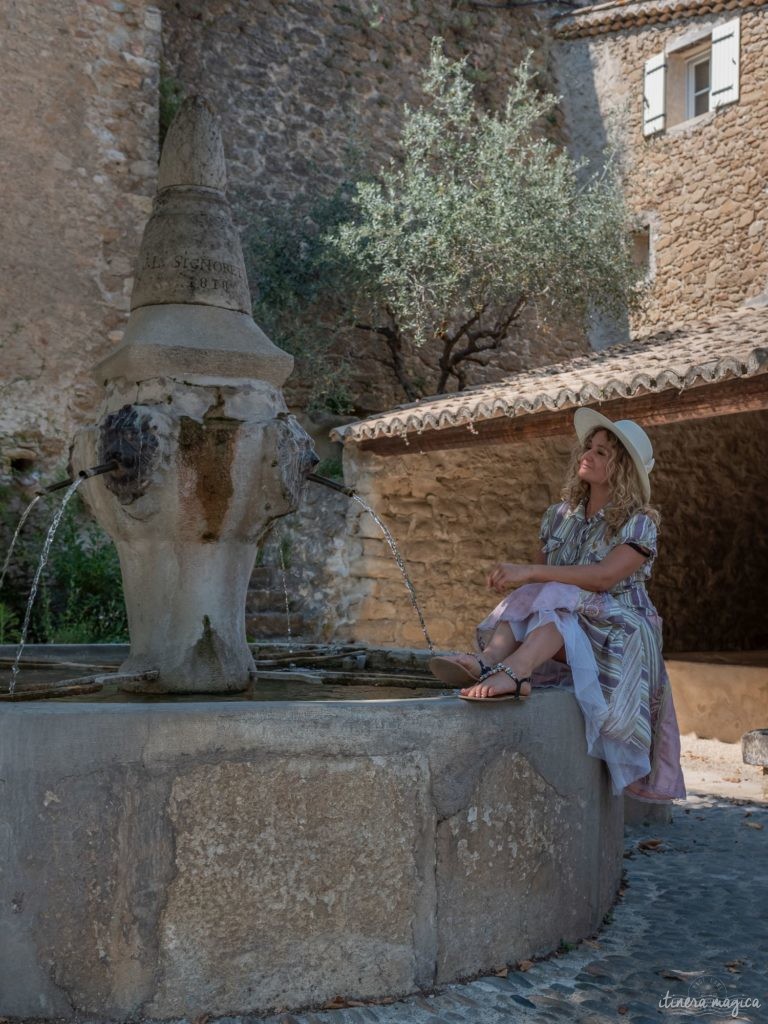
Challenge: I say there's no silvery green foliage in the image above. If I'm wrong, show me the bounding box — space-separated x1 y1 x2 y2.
329 39 643 396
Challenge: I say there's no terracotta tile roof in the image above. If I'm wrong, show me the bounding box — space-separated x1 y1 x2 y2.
553 0 767 39
331 305 768 445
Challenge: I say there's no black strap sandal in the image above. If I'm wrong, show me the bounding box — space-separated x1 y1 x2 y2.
459 663 531 702
428 653 492 686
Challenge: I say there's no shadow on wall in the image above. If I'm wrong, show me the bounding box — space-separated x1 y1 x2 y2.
553 36 632 350
649 409 768 653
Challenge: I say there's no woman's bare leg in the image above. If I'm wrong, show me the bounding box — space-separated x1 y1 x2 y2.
443 622 521 680
481 621 521 664
460 621 564 699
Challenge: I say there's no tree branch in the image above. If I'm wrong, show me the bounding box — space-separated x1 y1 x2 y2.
493 293 528 337
354 318 419 402
436 306 486 393
437 294 528 392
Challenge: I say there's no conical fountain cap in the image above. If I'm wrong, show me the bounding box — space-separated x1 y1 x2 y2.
93 96 293 387
129 95 251 317
157 96 227 191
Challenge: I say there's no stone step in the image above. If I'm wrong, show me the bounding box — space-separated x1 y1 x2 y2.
246 588 299 613
249 565 298 589
246 611 306 639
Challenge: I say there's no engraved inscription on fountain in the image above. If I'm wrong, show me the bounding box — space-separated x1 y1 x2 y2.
140 252 244 299
129 179 253 315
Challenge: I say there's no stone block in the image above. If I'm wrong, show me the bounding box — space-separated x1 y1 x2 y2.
742 728 768 766
352 619 397 644
356 514 391 540
354 597 399 620
148 755 434 1015
247 588 296 613
349 557 400 579
361 538 390 560
398 617 443 648
246 611 304 638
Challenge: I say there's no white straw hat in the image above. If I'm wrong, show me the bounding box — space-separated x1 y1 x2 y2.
573 408 655 503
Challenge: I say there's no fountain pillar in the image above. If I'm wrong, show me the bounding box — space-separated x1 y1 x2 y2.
71 98 315 693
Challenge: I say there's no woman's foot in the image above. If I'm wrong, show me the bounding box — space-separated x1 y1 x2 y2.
428 653 489 686
459 664 531 701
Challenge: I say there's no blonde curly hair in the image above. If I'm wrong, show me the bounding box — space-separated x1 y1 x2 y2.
561 426 661 538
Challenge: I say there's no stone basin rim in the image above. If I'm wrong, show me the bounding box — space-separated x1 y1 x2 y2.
0 692 557 715
0 684 619 1018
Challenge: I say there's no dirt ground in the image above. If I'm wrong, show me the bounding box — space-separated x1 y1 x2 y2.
680 732 767 803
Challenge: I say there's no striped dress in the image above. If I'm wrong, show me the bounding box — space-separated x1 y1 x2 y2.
476 498 686 803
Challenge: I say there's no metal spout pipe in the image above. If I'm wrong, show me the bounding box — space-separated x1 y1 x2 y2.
306 472 356 499
78 460 119 480
37 460 119 496
39 477 75 495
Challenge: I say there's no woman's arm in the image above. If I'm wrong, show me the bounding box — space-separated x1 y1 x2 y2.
489 544 649 593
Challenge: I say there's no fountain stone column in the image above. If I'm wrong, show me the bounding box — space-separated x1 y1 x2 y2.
71 97 316 693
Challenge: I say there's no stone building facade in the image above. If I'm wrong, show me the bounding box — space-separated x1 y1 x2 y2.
0 0 765 663
15 0 764 469
554 0 768 335
158 0 587 412
312 0 768 660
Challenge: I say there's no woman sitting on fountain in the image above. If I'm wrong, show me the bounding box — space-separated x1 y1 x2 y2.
428 409 686 804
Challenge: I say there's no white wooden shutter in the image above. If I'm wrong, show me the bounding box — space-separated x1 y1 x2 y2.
711 18 740 109
643 53 666 136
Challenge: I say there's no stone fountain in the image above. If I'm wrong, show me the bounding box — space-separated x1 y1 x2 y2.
0 99 623 1021
70 97 315 694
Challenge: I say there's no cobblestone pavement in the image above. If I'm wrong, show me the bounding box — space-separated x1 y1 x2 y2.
254 794 767 1024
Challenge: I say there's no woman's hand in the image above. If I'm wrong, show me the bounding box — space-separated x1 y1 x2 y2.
486 562 534 593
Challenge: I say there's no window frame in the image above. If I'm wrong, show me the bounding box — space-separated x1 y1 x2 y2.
686 49 712 120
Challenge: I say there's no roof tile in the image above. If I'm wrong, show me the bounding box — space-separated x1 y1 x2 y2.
332 305 768 444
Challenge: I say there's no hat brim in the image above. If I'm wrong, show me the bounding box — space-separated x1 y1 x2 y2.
573 408 651 504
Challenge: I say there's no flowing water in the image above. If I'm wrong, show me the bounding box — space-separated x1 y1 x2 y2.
277 536 294 653
8 479 83 696
0 494 42 594
351 494 434 654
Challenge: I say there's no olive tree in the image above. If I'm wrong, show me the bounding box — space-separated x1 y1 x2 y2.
327 40 643 399
246 40 643 407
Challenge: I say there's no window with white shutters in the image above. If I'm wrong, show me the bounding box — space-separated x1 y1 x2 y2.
710 18 740 108
643 53 666 136
645 17 741 135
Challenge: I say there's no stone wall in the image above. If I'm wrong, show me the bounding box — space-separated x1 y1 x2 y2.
159 0 589 413
554 8 768 335
0 1 161 474
0 0 595 476
160 0 554 212
332 409 768 655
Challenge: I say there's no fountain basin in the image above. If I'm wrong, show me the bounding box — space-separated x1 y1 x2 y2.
0 685 622 1019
